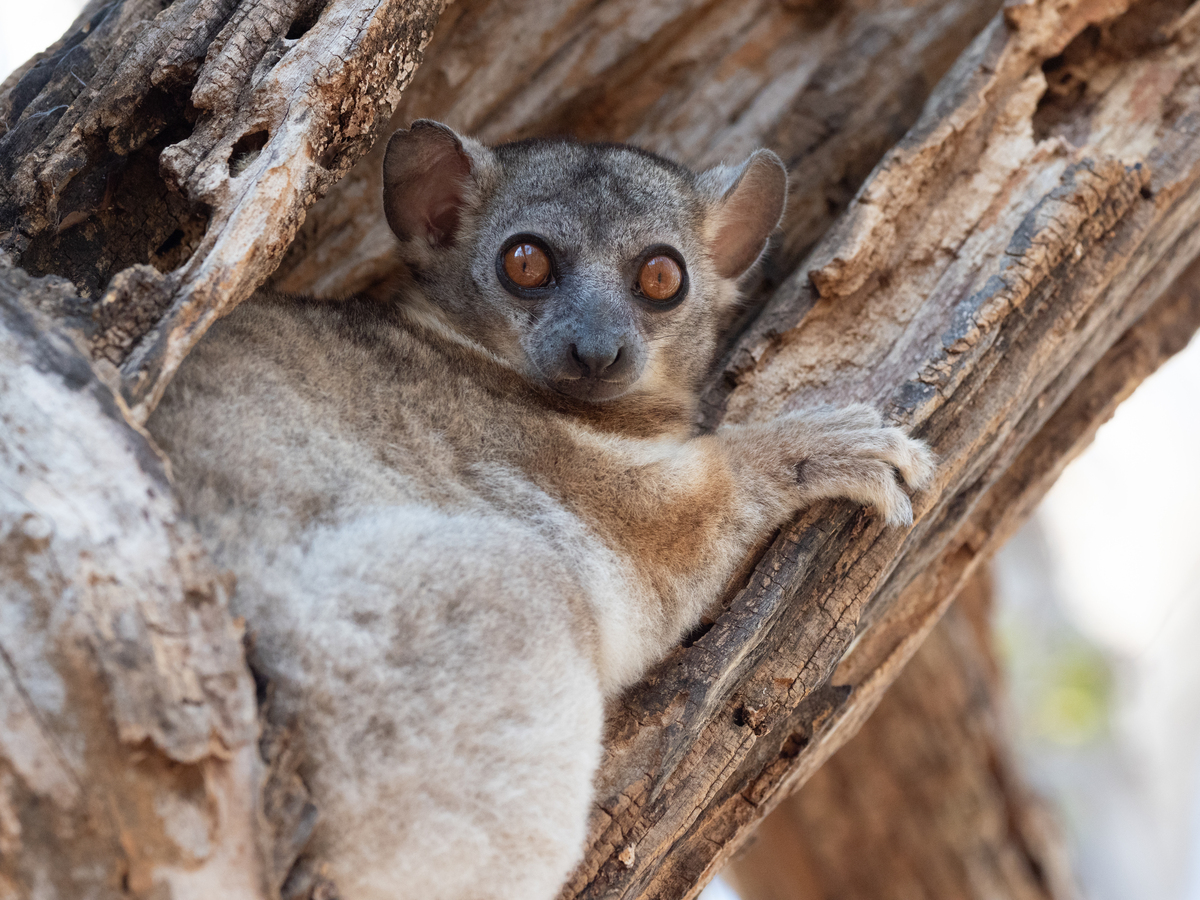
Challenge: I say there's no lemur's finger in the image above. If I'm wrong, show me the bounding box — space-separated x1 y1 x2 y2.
797 456 915 528
791 403 882 432
856 464 914 527
832 403 885 431
878 489 915 528
875 430 935 490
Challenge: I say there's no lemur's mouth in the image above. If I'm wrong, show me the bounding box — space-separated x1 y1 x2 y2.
545 374 637 403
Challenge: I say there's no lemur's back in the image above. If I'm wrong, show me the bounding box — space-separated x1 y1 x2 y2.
156 294 553 529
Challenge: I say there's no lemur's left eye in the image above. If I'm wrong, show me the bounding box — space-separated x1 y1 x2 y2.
638 255 682 301
503 242 551 288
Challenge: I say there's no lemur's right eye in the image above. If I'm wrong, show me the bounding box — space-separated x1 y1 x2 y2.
503 242 552 289
638 255 682 301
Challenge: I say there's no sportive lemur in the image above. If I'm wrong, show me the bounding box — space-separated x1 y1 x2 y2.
148 121 934 900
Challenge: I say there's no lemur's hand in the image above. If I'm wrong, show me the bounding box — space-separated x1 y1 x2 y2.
719 404 934 527
778 404 934 527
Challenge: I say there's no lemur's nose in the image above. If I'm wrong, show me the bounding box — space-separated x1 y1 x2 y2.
569 343 623 378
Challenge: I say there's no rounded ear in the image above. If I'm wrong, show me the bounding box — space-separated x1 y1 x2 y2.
701 150 787 279
383 120 474 248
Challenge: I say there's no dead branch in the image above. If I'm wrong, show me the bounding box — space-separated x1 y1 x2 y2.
0 0 445 422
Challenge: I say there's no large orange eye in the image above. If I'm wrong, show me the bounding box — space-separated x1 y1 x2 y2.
638 255 682 301
503 242 552 288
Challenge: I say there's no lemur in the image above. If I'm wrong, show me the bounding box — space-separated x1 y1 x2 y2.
148 121 934 900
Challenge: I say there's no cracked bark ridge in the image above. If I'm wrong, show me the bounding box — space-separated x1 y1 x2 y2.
560 1 1200 897
727 568 1077 900
0 256 265 898
0 0 447 422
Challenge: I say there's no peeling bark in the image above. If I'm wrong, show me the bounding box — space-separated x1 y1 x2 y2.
0 0 445 421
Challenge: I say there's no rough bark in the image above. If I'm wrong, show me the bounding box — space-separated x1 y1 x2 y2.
0 259 266 898
3 0 1200 898
0 0 445 422
723 567 1077 900
556 1 1200 895
722 244 1200 900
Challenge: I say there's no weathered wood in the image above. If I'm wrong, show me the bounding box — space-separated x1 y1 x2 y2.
832 237 1200 720
0 0 446 422
725 567 1077 900
722 244 1200 900
0 258 264 899
562 2 1200 897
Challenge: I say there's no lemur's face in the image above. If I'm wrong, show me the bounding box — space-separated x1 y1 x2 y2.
468 141 713 404
487 230 681 402
383 123 786 406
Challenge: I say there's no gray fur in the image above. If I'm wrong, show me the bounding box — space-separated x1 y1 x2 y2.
148 123 934 900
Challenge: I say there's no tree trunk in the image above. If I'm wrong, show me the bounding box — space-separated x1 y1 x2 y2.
725 257 1200 899
723 566 1077 900
0 265 268 897
2 0 1199 897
